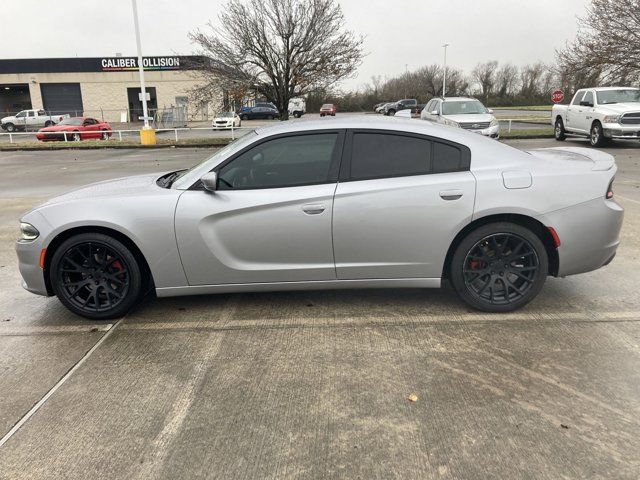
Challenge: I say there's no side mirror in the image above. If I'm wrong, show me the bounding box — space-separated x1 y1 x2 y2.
487 109 494 114
201 171 218 192
431 110 438 115
580 100 593 107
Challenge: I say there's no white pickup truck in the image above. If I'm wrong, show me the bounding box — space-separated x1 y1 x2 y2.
1 109 69 132
552 87 640 147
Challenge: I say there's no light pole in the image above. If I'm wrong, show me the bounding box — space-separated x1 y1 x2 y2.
405 63 408 98
131 0 155 144
442 43 449 97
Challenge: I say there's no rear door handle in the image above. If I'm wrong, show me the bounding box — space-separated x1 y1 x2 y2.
302 204 325 215
439 190 464 201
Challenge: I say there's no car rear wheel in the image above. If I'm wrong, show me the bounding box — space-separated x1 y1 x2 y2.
101 130 110 140
44 120 54 127
590 121 608 147
72 131 81 142
387 109 396 116
50 233 143 320
450 222 548 312
554 118 566 141
241 114 248 121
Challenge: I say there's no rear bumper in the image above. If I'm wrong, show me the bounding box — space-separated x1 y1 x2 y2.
540 197 624 277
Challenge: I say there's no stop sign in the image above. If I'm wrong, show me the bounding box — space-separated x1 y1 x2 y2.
552 89 565 103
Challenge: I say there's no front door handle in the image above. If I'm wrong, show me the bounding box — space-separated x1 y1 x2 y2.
439 190 464 201
302 204 325 215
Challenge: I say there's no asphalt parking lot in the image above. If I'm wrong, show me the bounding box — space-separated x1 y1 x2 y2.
0 137 639 479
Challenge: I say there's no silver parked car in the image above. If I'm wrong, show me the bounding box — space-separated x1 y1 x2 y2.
422 97 500 138
17 117 623 319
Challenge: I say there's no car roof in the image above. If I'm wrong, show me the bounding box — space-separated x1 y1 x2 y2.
587 86 640 91
439 97 480 102
254 115 492 147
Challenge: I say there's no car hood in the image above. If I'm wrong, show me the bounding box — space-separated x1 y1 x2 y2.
39 172 164 207
39 125 77 132
597 102 640 113
442 113 495 123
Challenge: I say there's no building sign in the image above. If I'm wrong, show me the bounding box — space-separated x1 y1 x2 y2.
100 57 181 72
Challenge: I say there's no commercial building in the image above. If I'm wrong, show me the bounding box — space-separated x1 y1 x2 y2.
0 55 216 123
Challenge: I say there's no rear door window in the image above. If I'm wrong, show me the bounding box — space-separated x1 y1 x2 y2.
349 132 432 180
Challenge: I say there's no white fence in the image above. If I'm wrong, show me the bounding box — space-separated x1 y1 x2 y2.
0 125 254 144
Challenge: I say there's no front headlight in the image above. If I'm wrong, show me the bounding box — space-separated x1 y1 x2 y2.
19 222 39 241
490 118 499 127
443 118 459 127
603 115 620 123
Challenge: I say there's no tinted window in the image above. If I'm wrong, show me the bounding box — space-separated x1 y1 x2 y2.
571 91 585 105
218 133 338 189
350 133 432 180
433 142 467 173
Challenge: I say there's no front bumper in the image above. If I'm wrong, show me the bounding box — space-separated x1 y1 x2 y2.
16 239 49 296
212 122 235 129
467 124 500 139
603 123 640 139
540 197 623 277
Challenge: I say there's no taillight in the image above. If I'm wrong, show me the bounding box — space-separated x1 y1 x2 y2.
606 178 614 199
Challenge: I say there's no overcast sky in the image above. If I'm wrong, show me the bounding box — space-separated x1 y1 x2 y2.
1 0 588 90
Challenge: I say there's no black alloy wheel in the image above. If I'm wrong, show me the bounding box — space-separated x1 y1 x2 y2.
450 223 548 312
101 130 110 140
50 233 143 319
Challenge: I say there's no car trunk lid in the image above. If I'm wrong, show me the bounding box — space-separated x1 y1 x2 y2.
526 147 615 171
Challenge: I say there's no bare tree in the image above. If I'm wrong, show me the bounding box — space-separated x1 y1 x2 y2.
557 0 640 85
189 0 364 119
472 61 498 102
495 63 519 97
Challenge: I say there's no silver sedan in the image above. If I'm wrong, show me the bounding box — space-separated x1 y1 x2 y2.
16 117 623 319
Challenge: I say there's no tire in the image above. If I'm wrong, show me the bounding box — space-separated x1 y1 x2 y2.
293 112 301 118
450 222 548 312
44 120 54 127
387 109 396 116
50 233 143 320
101 130 110 140
5 123 15 132
268 115 274 120
554 117 566 141
590 121 608 147
320 114 325 117
241 114 248 121
72 131 81 142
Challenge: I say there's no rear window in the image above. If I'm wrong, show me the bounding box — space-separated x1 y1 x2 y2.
433 142 466 173
350 133 432 180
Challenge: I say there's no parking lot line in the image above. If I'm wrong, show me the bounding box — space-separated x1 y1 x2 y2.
0 319 122 448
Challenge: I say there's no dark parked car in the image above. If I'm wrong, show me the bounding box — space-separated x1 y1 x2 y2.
238 102 277 114
385 99 418 116
238 106 279 120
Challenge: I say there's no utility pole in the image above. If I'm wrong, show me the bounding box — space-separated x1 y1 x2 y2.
442 44 449 97
131 0 156 144
405 64 409 98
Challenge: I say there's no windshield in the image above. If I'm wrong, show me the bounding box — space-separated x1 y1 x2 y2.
321 104 333 108
596 89 640 105
171 131 258 188
218 112 234 118
59 118 83 126
442 101 487 115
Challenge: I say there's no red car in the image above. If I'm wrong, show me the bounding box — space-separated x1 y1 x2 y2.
36 117 112 141
320 104 337 116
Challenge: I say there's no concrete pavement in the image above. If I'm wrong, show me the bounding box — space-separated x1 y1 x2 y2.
0 138 639 479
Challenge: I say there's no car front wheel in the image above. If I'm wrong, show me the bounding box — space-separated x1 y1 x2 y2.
450 222 548 312
50 233 143 320
590 121 608 147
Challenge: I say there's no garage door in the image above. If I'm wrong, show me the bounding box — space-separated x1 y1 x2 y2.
40 83 83 116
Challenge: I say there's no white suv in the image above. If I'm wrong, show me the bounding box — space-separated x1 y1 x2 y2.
421 97 500 138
